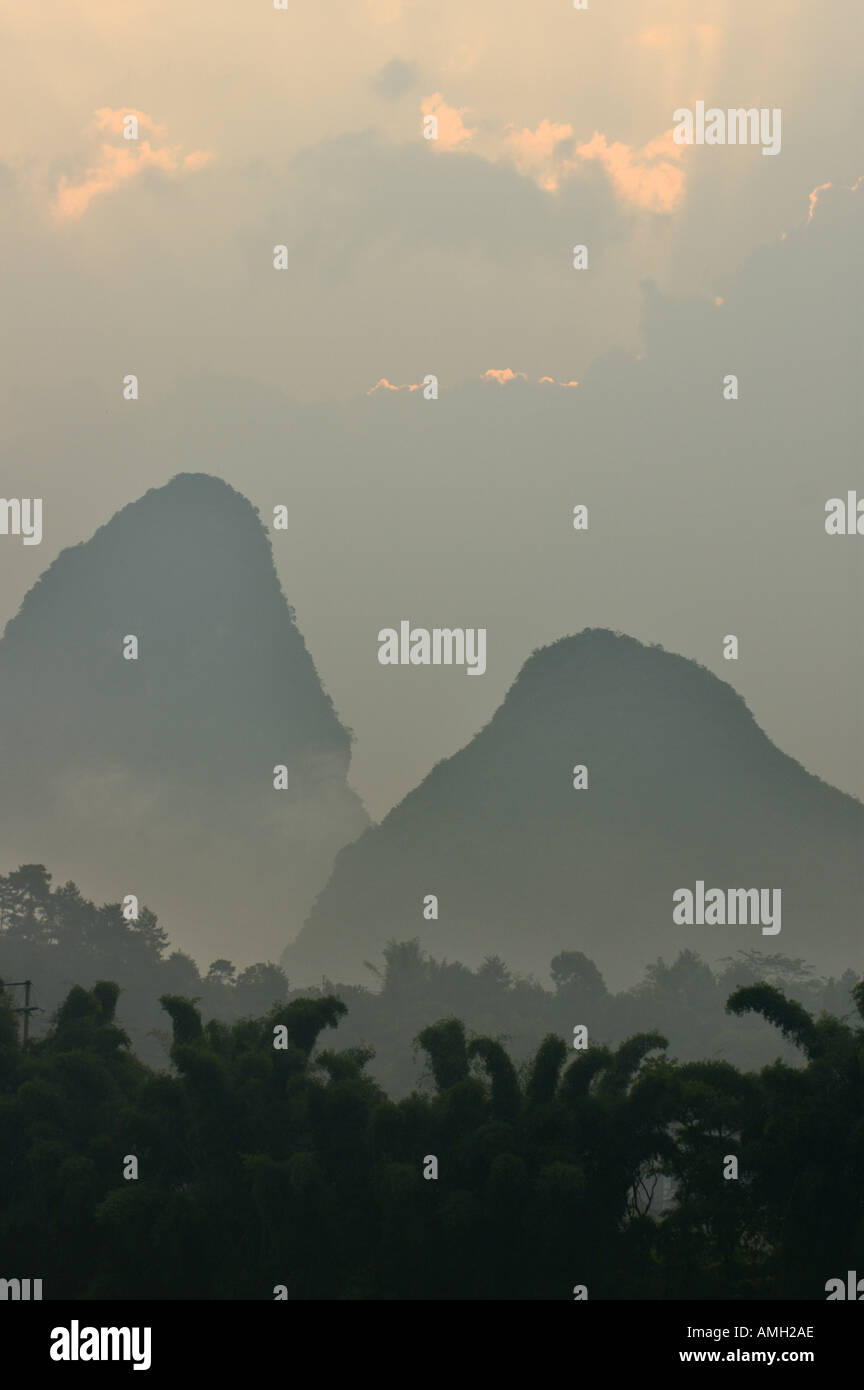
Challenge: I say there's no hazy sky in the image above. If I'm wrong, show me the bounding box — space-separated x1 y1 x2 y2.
1 0 861 821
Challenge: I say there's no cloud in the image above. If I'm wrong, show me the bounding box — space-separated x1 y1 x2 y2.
367 377 422 393
52 109 213 221
421 93 476 150
370 369 579 393
372 58 419 100
497 117 687 211
503 119 574 192
805 176 863 226
482 368 527 385
278 131 618 275
807 182 832 222
485 369 578 387
572 129 686 213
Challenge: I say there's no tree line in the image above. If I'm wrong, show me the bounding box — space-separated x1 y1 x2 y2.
1 959 862 1298
1 863 858 1091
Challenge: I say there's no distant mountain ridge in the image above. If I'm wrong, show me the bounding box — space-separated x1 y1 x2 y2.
286 629 864 987
0 473 368 963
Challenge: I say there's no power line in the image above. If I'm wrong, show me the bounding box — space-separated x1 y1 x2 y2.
3 979 42 1045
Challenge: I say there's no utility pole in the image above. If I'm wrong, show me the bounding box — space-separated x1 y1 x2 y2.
6 979 39 1045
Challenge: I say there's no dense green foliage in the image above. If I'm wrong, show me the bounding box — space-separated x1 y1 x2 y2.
1 959 862 1299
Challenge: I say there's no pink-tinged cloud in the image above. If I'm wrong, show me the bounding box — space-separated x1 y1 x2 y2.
807 181 833 223
483 370 578 387
573 129 685 213
482 368 527 385
497 117 686 210
52 110 213 221
804 175 863 226
372 370 579 394
504 119 574 191
367 378 422 394
421 93 476 151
